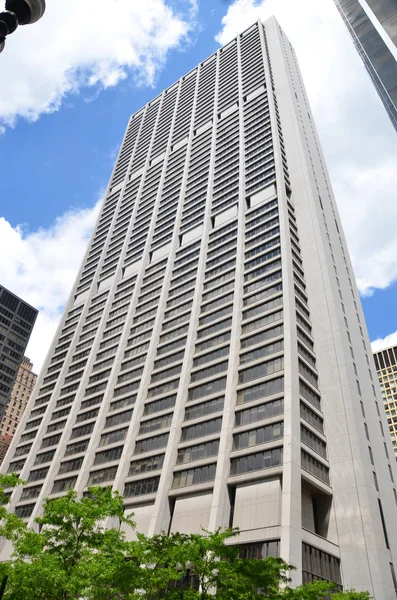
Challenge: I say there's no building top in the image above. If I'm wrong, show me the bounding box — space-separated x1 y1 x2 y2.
127 18 280 123
0 285 38 326
373 344 397 370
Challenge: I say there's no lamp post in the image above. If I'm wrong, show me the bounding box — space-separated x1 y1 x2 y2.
0 0 45 53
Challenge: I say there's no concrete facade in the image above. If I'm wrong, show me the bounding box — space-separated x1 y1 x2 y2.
2 18 397 597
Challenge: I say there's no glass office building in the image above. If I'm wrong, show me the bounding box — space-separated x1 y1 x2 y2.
334 0 397 131
2 18 397 597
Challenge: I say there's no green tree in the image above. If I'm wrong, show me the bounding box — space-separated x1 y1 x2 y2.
0 475 372 600
4 486 135 600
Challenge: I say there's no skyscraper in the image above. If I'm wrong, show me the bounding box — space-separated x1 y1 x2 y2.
333 0 397 131
0 285 38 419
373 345 397 458
0 357 37 463
2 17 397 597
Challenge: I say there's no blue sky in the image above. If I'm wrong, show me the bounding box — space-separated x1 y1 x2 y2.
0 0 396 370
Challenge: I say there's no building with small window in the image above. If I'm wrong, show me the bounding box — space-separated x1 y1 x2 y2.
373 345 397 458
0 357 37 463
1 18 397 598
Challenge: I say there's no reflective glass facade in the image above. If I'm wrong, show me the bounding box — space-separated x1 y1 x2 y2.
334 0 397 131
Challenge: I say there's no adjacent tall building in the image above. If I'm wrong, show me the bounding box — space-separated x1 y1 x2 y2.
334 0 397 131
2 18 397 597
0 357 37 463
374 345 397 458
0 285 38 419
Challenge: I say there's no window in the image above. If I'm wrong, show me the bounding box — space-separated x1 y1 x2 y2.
300 402 323 434
240 340 283 365
51 477 78 494
88 466 118 486
129 454 164 476
241 324 283 350
238 540 280 559
390 563 397 593
139 413 173 434
230 447 283 475
177 440 219 465
243 270 281 295
242 310 283 335
301 426 326 459
99 427 129 447
299 379 321 410
20 485 42 501
76 407 99 423
147 379 179 398
40 433 62 448
144 395 176 417
154 350 185 370
199 305 233 327
46 419 67 433
134 433 169 454
234 419 283 449
191 360 229 382
238 357 283 384
235 398 283 427
301 450 329 485
70 422 95 439
104 409 133 429
185 397 224 421
302 543 341 585
28 467 49 482
124 476 160 497
193 346 230 367
195 331 231 353
65 439 90 456
7 459 25 472
242 296 282 322
197 318 232 340
34 450 56 465
80 394 104 411
181 417 222 441
94 446 123 465
243 283 282 308
151 364 182 383
237 376 284 405
15 504 34 518
188 377 226 401
109 395 136 413
172 463 216 489
157 337 187 355
59 457 84 474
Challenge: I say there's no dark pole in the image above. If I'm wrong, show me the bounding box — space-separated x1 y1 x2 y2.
0 575 8 599
0 0 45 53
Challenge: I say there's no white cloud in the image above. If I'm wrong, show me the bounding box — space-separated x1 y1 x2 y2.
0 201 101 372
371 331 397 353
216 0 397 297
0 0 196 128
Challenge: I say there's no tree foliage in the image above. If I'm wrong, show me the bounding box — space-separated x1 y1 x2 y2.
0 474 371 600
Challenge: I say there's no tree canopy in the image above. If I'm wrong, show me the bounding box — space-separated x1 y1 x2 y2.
0 474 371 600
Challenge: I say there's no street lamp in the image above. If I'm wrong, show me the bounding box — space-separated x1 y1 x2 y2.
0 0 45 53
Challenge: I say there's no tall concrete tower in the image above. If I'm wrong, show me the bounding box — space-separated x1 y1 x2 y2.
2 18 397 598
